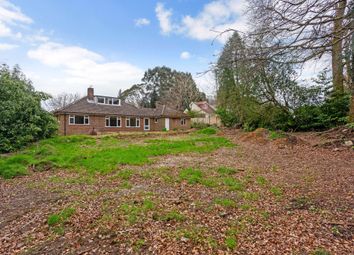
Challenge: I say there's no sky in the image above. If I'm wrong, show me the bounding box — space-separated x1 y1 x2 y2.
0 0 250 97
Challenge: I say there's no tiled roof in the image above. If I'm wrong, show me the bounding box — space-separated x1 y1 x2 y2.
54 97 189 118
195 101 216 114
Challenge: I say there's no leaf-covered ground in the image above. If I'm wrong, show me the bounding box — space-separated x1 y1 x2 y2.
0 130 353 254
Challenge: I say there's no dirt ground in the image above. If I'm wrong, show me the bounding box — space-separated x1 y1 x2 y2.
0 129 353 255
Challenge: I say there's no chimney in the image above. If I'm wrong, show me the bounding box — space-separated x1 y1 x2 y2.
87 86 94 100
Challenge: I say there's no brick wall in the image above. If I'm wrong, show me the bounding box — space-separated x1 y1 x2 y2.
56 114 191 135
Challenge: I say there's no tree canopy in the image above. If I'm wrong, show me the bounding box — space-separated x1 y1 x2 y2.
120 66 206 110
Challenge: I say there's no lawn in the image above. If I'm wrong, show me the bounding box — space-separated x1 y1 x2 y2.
0 131 233 178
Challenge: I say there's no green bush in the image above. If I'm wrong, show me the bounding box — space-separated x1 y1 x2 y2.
216 108 238 127
0 65 57 153
217 93 350 132
292 93 350 130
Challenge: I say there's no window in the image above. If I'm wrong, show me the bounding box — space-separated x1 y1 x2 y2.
180 118 186 125
154 118 158 123
69 115 89 125
96 97 120 106
105 116 121 127
97 97 105 104
126 117 140 127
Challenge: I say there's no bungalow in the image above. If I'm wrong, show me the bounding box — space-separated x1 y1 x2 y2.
54 87 191 135
187 101 221 126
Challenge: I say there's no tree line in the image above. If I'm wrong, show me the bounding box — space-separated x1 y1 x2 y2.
215 0 353 130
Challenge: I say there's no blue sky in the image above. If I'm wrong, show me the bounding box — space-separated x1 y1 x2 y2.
0 0 248 96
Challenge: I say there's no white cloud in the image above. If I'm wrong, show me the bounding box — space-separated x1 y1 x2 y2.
155 2 173 34
0 21 11 36
180 51 191 60
27 42 144 95
0 0 32 38
193 72 216 96
134 18 150 27
0 42 18 50
155 0 248 43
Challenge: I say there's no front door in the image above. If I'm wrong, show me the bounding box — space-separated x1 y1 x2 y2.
165 118 170 131
144 118 150 131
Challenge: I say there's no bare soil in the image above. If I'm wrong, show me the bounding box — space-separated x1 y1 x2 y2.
0 129 353 255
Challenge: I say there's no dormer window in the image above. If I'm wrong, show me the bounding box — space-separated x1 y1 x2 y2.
97 97 105 104
96 96 120 106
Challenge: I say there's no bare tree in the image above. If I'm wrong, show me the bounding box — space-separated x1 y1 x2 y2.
45 92 81 111
246 0 353 91
164 73 206 111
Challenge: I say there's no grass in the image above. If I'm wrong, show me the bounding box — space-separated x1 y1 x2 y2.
242 191 260 201
311 248 331 255
47 207 75 234
224 228 238 250
196 127 218 135
225 236 237 250
270 186 283 197
217 166 238 176
157 210 186 222
256 176 268 186
133 239 146 251
111 169 134 180
170 226 217 247
222 177 244 191
47 207 75 226
0 134 233 179
179 168 203 184
268 130 286 140
214 198 236 207
119 199 155 224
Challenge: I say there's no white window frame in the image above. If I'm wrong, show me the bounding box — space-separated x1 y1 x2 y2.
126 117 140 128
180 118 186 125
105 116 121 127
96 97 121 106
69 115 90 125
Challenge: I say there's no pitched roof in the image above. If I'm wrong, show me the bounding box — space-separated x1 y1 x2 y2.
54 96 189 118
195 101 216 114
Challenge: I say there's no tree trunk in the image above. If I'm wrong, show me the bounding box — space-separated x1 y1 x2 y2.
349 2 354 122
349 37 354 122
332 0 347 93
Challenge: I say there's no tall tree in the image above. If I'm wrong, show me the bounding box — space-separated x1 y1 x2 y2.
121 66 206 110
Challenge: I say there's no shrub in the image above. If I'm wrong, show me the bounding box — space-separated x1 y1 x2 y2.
0 65 57 153
216 108 238 127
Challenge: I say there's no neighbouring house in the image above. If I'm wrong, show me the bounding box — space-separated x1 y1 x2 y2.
54 87 191 135
187 101 221 126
